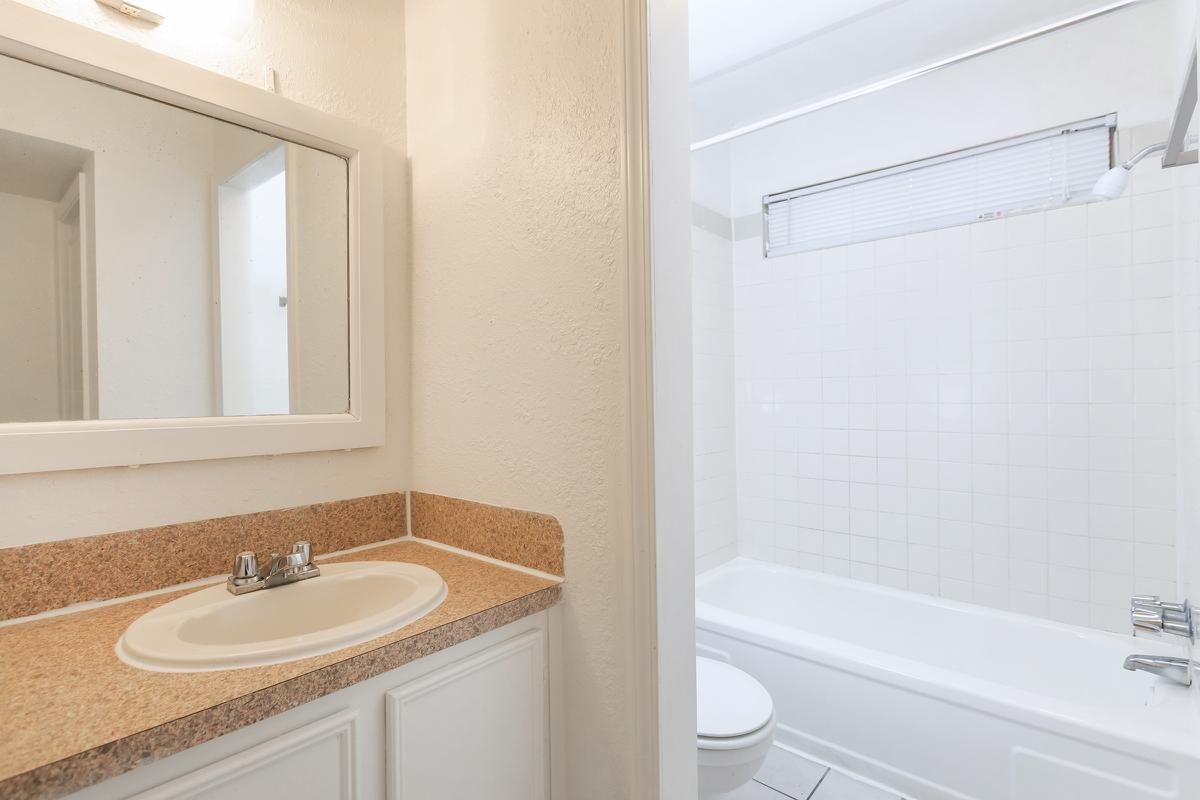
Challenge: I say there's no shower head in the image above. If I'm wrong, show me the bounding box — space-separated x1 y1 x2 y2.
1091 141 1167 200
1091 165 1131 200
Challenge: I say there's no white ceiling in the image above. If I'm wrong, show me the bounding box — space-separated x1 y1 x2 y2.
0 129 90 201
688 0 900 82
689 0 1150 144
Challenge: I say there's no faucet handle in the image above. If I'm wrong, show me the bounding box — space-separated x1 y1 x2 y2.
1132 595 1166 636
230 551 259 585
1132 605 1164 634
291 541 312 565
1132 596 1186 613
1131 595 1194 639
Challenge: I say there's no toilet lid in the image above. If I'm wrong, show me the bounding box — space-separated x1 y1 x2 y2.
695 657 774 738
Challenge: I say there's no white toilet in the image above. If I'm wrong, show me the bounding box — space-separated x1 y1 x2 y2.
696 656 776 798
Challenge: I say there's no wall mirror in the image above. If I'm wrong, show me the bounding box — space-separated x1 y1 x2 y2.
1 52 351 423
0 3 383 474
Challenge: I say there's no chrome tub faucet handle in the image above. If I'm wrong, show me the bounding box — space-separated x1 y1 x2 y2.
1130 595 1193 640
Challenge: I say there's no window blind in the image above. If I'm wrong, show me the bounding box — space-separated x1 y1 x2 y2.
763 114 1116 257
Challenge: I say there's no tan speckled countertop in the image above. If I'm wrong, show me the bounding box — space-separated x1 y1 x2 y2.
0 539 561 799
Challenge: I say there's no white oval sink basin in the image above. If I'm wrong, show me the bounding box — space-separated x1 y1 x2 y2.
117 561 447 672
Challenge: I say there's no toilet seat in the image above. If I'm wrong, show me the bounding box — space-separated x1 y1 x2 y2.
695 657 774 745
697 710 776 751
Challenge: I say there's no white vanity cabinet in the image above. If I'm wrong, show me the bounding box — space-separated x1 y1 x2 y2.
66 614 550 800
384 627 547 799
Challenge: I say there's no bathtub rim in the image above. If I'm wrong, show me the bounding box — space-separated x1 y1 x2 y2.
695 557 1200 762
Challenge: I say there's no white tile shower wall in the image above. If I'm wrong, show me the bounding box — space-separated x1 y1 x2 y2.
694 221 739 573
733 138 1192 632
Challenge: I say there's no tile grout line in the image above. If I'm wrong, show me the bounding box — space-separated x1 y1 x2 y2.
803 766 831 800
751 778 803 799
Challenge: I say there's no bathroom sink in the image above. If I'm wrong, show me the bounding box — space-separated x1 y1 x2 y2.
117 561 447 672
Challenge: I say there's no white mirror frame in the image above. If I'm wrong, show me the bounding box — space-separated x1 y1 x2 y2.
0 2 385 475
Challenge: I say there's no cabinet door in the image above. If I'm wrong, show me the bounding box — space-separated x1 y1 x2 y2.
385 628 547 800
131 710 358 800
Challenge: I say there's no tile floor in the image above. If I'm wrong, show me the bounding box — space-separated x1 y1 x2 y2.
718 747 907 800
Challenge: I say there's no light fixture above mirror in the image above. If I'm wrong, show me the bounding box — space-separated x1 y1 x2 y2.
95 0 165 26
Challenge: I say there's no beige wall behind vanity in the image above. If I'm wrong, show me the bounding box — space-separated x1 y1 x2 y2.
0 0 411 547
405 1 641 797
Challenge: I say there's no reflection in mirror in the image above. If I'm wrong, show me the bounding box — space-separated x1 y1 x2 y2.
0 53 350 424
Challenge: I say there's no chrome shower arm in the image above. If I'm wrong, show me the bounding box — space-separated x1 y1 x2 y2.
1122 142 1167 170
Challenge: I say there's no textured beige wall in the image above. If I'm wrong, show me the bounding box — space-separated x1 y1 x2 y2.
0 0 410 547
405 1 637 796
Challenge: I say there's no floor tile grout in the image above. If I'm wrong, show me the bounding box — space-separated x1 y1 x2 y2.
752 779 801 799
803 767 831 800
746 746 904 800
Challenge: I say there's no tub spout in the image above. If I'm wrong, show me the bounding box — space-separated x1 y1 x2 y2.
1123 654 1193 687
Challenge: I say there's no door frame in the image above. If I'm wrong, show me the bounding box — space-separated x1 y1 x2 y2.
53 168 98 420
625 0 697 797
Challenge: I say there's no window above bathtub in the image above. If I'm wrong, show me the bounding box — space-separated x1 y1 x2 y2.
762 114 1116 257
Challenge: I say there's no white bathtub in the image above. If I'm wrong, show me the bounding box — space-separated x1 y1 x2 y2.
696 558 1200 800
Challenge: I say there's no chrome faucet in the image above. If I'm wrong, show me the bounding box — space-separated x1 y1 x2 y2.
1123 654 1193 687
1124 594 1196 688
226 541 320 595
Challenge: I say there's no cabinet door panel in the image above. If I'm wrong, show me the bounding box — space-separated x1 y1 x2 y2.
132 709 358 800
385 629 547 800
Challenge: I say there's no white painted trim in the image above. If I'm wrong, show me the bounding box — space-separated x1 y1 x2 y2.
0 1 385 474
384 628 548 800
643 0 699 796
284 143 304 413
547 604 567 800
79 158 100 418
129 709 358 799
53 173 83 420
206 175 225 417
690 0 1150 150
623 0 661 798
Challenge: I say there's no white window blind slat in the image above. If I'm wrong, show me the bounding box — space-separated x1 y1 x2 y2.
764 116 1115 257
